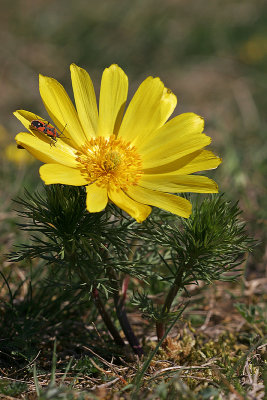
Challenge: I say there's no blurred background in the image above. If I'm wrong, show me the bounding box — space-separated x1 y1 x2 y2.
0 0 266 272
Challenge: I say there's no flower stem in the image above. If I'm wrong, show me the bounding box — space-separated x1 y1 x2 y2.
92 288 125 347
156 267 184 340
67 249 125 348
108 269 143 357
113 291 143 357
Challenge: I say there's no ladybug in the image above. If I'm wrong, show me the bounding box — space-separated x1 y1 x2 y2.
30 120 62 145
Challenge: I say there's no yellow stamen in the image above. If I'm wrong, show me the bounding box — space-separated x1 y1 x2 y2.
76 135 143 190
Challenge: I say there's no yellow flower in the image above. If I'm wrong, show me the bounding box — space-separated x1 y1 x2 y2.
14 64 221 222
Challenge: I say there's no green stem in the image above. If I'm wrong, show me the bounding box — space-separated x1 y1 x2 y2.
156 267 184 341
162 272 183 314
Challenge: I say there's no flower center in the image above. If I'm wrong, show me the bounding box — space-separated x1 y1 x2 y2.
76 135 143 190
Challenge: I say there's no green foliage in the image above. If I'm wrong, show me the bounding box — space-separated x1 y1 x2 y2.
139 194 253 284
10 185 148 294
131 291 179 323
131 291 163 321
235 302 267 341
2 185 256 398
235 303 267 327
0 381 28 397
0 258 100 369
0 186 260 400
33 345 91 400
9 188 253 328
148 374 222 400
12 185 128 264
132 195 254 321
74 356 103 375
148 374 198 400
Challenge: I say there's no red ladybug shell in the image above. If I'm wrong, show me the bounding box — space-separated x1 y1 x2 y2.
30 120 59 141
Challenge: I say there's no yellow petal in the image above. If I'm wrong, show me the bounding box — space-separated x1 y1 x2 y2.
108 188 151 222
39 74 86 148
144 150 222 174
140 111 204 151
127 186 192 218
140 174 219 193
97 64 128 138
161 87 177 122
40 164 88 185
86 184 108 212
143 134 211 170
139 113 210 169
70 64 98 139
118 77 177 148
14 110 42 133
15 132 77 167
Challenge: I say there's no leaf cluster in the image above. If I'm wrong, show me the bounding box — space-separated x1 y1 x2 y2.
130 195 254 319
131 291 181 323
135 195 254 285
9 185 147 293
9 188 254 316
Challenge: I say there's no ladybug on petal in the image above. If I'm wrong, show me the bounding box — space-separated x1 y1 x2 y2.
30 120 64 145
